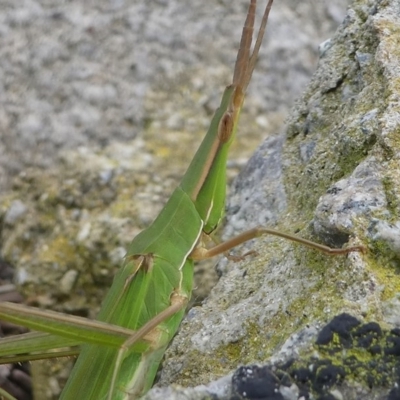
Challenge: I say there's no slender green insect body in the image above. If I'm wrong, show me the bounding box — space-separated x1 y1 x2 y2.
56 2 272 390
62 82 239 399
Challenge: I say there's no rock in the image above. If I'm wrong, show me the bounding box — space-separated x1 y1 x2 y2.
4 200 28 226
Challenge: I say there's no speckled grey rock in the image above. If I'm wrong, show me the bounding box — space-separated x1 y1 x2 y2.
313 158 387 247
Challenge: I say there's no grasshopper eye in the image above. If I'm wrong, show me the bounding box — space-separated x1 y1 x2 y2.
218 112 234 143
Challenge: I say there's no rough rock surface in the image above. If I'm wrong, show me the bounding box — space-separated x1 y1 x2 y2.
2 0 398 399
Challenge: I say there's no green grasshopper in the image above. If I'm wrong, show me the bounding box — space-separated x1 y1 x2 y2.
0 1 364 399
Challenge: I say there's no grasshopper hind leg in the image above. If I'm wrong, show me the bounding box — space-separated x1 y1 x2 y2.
190 227 365 261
